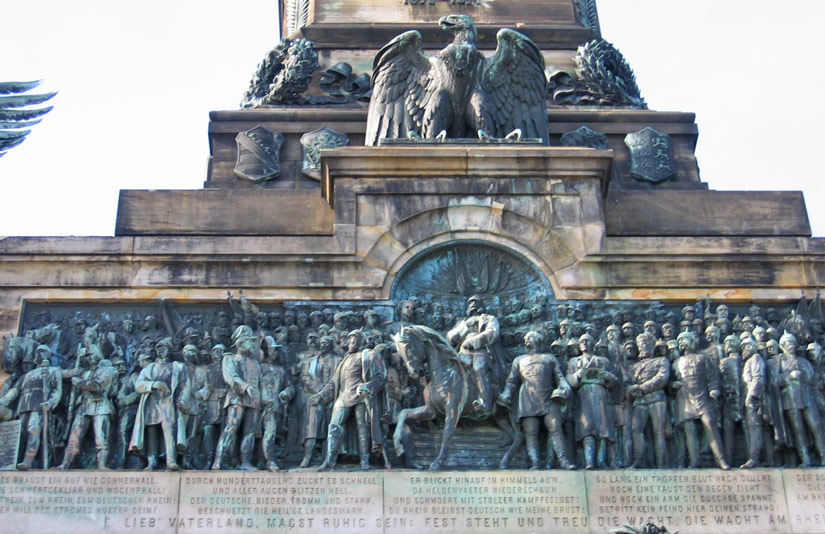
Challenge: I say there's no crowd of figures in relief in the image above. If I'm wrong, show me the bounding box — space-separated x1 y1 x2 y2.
3 292 825 472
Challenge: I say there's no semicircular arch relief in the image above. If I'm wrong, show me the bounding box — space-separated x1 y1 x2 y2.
390 241 555 316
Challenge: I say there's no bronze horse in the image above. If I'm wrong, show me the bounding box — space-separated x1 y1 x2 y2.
392 324 512 470
3 333 38 372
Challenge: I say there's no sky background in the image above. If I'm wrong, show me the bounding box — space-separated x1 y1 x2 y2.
1 1 824 236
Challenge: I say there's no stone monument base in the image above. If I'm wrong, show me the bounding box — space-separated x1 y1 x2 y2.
0 468 819 534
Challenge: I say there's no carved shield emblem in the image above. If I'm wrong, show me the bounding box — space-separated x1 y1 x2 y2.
624 127 676 183
560 126 609 149
300 127 349 180
234 126 285 183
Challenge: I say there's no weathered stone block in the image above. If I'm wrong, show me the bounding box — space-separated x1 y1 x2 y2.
605 191 811 236
116 190 333 236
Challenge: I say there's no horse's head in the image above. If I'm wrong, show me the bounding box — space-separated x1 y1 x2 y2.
3 334 31 373
392 326 425 380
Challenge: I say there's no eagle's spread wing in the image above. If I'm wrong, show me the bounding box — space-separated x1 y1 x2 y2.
0 80 55 158
482 29 549 144
365 31 437 146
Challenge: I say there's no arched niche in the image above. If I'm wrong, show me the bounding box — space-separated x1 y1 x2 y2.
390 241 554 313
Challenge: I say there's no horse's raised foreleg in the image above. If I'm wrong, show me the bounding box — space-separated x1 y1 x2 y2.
431 393 464 470
393 405 434 457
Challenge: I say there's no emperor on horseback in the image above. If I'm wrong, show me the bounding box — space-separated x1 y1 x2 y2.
391 295 508 470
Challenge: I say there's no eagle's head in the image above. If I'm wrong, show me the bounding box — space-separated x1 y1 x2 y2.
439 15 477 44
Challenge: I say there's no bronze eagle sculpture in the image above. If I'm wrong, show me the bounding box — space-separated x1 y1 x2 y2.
365 15 549 145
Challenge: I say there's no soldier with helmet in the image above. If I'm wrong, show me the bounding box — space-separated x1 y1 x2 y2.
212 326 262 470
4 345 62 470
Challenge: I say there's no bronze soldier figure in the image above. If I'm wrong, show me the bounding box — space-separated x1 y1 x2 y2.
7 346 62 470
719 335 744 465
298 335 341 467
670 331 729 469
778 332 825 467
809 342 825 423
498 330 575 470
567 333 617 469
664 339 686 467
741 337 766 468
178 344 207 469
59 351 119 469
764 338 790 466
296 332 320 364
704 325 724 366
114 353 144 469
316 330 387 470
260 336 294 471
201 344 227 469
130 337 186 471
212 326 262 471
610 338 634 468
626 332 670 468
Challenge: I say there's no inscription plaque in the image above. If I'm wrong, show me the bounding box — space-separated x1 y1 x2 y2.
587 470 791 534
0 420 21 470
0 471 179 534
0 469 820 534
383 471 590 534
177 472 383 534
782 469 825 534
